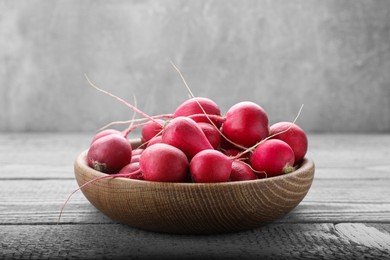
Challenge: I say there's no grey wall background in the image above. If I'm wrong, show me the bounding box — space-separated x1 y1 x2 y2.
1 0 390 133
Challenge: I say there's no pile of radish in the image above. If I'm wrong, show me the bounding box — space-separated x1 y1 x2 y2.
86 95 308 183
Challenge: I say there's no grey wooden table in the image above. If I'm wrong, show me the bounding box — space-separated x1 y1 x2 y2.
1 133 390 259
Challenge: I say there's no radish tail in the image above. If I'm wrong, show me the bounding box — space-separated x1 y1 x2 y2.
57 170 141 224
84 74 160 125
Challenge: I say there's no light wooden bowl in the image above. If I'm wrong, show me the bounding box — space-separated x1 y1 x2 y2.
74 139 315 234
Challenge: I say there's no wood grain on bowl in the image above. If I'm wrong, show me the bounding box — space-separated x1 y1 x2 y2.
74 139 315 234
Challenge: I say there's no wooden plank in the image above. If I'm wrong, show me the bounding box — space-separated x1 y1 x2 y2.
283 203 390 223
306 178 390 203
314 167 390 180
1 223 389 259
335 223 390 251
0 133 91 166
307 134 390 168
0 164 74 179
0 202 112 225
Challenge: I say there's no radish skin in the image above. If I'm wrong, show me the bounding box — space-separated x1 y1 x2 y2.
132 148 144 156
197 122 221 149
140 143 189 182
118 162 143 180
130 154 141 163
146 135 163 147
222 101 269 148
141 119 165 143
230 161 257 181
190 150 232 183
174 97 223 127
91 129 122 144
162 117 213 159
87 134 132 174
223 149 250 163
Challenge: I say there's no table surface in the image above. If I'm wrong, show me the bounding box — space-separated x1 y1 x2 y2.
1 133 390 259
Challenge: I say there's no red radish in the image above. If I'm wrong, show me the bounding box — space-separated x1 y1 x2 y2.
141 119 165 143
173 97 223 127
223 149 240 157
230 161 257 181
221 101 269 148
190 149 232 183
140 143 189 182
87 134 132 174
91 129 122 144
132 148 144 156
269 122 308 165
118 162 143 180
197 122 221 149
223 149 250 162
162 117 213 159
146 135 163 147
220 136 242 151
130 154 141 163
251 139 295 178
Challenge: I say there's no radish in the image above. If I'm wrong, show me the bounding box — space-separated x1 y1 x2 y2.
221 101 269 148
190 149 232 183
219 136 244 151
162 117 213 159
223 149 241 157
174 97 223 127
141 119 165 143
118 162 143 180
140 143 189 182
223 149 250 163
197 122 221 149
146 135 163 147
230 161 257 181
87 134 132 174
269 122 308 165
130 154 141 163
132 148 144 156
83 71 308 184
90 129 122 144
250 139 295 178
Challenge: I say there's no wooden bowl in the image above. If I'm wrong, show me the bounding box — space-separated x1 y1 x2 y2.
74 139 315 234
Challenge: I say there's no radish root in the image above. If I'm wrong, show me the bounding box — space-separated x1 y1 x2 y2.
57 170 141 224
85 74 161 126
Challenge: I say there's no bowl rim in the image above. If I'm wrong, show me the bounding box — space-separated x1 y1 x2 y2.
75 149 315 188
